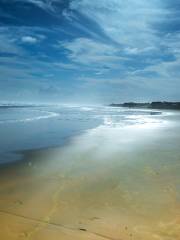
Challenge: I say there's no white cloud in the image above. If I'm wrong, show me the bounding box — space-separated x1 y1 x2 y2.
69 0 168 48
59 38 126 69
67 0 180 93
21 36 38 44
133 58 180 80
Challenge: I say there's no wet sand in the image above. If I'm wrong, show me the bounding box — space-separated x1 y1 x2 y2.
0 111 180 240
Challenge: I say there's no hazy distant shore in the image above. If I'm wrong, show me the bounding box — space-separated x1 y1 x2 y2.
110 101 180 110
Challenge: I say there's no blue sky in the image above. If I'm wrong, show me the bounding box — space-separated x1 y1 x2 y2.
0 0 180 103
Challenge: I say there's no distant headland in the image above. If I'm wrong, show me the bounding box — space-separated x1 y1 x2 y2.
109 102 180 110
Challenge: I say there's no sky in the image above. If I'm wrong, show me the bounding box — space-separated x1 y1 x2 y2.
0 0 180 104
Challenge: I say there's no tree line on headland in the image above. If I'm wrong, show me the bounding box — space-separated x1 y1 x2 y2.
109 102 180 110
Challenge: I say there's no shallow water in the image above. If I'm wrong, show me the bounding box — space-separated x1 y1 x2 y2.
0 104 164 163
0 106 179 239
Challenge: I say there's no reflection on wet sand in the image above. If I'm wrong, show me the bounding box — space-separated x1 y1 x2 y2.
0 112 180 240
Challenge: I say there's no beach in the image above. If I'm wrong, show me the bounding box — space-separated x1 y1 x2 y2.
1 1 180 239
0 106 180 240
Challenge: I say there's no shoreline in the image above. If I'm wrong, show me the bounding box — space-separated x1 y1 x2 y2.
0 108 179 240
0 107 177 170
0 106 178 171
